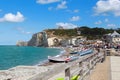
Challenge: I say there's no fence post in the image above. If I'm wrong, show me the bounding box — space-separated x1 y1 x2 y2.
79 61 82 67
65 67 70 80
79 61 83 77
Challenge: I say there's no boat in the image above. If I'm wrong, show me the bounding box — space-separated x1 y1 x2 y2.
70 51 78 54
48 55 79 63
78 49 93 56
69 56 79 62
48 55 65 63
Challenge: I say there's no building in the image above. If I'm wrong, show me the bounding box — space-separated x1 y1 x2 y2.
58 26 64 29
104 31 120 44
68 36 86 46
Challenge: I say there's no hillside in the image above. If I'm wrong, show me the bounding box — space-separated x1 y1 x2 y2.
45 26 117 40
17 26 119 47
45 29 78 39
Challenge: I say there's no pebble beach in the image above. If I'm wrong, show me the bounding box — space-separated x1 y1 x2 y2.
0 63 64 80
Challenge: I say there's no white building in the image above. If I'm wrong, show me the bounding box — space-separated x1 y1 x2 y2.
68 36 86 46
105 31 120 44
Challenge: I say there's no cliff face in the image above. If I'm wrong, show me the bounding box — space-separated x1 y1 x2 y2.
27 30 66 47
16 41 28 46
28 32 48 47
16 29 81 47
16 31 69 47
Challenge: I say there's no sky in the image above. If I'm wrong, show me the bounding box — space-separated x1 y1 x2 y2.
0 0 120 45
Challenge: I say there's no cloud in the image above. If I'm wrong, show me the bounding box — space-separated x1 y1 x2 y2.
57 1 67 9
56 22 77 29
37 0 60 4
0 12 24 22
48 7 53 11
95 20 102 25
94 0 120 16
70 16 80 21
16 27 32 34
95 19 109 25
21 31 32 35
74 9 79 13
107 24 117 29
66 9 79 13
105 18 109 22
107 24 116 27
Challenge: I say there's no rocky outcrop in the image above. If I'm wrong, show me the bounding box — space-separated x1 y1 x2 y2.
16 29 84 47
47 37 62 47
27 32 48 47
16 31 48 47
16 41 28 46
27 31 64 47
16 31 70 47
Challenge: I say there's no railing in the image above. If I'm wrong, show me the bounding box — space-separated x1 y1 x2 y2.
105 48 120 56
65 49 105 80
28 49 106 80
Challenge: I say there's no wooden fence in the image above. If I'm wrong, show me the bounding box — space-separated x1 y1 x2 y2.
28 49 106 80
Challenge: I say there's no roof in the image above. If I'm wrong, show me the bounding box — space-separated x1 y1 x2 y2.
111 31 120 37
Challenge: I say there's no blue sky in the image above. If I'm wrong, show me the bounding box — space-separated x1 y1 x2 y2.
0 0 120 45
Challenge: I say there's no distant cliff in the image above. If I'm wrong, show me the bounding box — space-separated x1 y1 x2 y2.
16 28 84 47
16 41 27 46
27 32 48 47
16 26 119 47
16 31 48 47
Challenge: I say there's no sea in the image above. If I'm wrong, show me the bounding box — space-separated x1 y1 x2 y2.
0 45 61 70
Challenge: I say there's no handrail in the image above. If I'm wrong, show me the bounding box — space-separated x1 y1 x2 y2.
28 49 106 80
65 49 105 80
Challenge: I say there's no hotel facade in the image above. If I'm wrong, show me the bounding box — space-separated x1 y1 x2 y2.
104 31 120 44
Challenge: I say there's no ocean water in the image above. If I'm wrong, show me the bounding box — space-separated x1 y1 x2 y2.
0 46 61 70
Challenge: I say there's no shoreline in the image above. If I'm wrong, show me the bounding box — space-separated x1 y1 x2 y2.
0 46 92 70
0 46 93 80
0 46 63 70
0 46 66 70
36 47 65 66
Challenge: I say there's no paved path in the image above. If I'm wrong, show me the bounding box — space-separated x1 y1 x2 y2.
89 56 110 80
111 56 120 80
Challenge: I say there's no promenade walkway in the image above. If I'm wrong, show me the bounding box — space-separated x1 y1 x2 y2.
48 56 110 80
46 55 120 80
89 56 110 80
111 56 120 80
